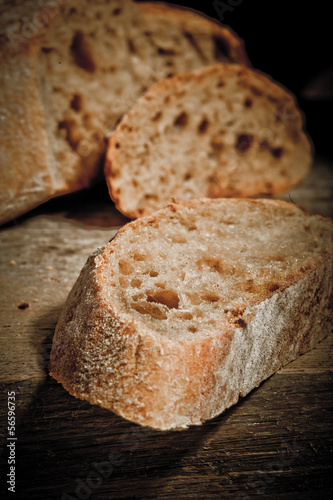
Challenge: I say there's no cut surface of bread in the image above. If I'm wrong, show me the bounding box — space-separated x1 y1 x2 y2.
49 198 333 430
0 0 248 225
105 63 312 219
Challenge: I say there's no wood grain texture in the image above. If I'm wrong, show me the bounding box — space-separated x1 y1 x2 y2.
0 217 117 383
0 157 332 499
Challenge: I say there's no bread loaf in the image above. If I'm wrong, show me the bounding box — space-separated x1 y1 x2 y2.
49 198 333 430
0 0 248 225
105 63 312 219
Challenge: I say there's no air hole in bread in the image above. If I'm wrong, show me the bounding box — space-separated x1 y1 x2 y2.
200 292 220 303
235 318 247 328
183 31 206 61
133 252 146 261
132 302 167 320
171 234 187 244
157 47 176 55
236 134 254 154
212 35 230 60
194 309 203 318
174 112 188 127
188 224 197 231
131 278 142 288
70 93 83 112
271 147 284 158
105 26 115 35
119 276 127 287
196 256 232 274
211 140 223 153
112 8 122 15
70 31 96 73
144 193 158 200
152 111 162 122
175 311 193 320
244 98 253 108
118 259 132 275
82 112 95 130
115 142 121 149
217 80 225 87
58 118 82 150
188 325 197 333
198 118 209 134
187 293 201 305
184 172 192 181
147 289 180 309
207 152 217 161
41 47 53 53
149 270 159 277
127 39 136 54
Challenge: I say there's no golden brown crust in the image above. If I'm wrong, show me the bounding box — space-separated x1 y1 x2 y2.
0 45 54 223
49 198 333 430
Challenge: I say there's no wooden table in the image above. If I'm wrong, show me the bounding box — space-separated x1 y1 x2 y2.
1 157 332 499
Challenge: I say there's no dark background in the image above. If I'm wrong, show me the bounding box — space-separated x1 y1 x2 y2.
139 0 332 157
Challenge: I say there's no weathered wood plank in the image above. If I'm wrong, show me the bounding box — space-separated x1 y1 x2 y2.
0 370 332 499
1 156 332 499
0 217 117 383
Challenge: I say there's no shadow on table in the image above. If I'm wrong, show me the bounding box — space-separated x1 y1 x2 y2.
11 303 333 500
8 306 251 500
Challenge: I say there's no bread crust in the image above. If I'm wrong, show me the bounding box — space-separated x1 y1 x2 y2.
0 0 248 225
49 198 333 430
0 43 54 223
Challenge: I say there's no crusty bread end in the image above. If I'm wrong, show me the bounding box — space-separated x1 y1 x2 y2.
49 198 332 430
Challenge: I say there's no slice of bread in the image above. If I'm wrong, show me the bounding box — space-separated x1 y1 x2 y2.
49 198 333 430
0 0 248 225
105 63 312 219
